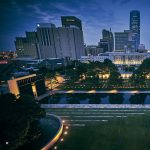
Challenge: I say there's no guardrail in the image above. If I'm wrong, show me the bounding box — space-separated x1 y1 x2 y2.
41 114 63 150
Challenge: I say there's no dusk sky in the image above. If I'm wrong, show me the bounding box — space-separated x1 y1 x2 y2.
1 0 150 51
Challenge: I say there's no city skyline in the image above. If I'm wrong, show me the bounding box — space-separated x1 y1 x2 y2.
1 0 150 50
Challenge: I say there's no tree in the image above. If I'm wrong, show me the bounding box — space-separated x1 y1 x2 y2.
103 59 118 73
65 68 80 83
45 72 58 90
131 58 150 88
107 70 123 88
130 69 145 87
0 93 45 150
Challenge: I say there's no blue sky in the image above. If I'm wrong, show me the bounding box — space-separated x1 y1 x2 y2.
0 0 150 50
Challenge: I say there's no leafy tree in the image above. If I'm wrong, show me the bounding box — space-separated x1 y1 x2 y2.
0 93 45 150
107 71 123 88
65 68 80 83
131 58 150 87
45 72 58 90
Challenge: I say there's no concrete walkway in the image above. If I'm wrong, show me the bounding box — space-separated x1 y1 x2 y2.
41 104 150 109
36 89 150 101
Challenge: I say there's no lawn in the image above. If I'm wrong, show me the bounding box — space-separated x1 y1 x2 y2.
48 108 150 150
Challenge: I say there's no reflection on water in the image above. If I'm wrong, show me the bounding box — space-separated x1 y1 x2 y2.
109 94 124 104
129 94 147 104
40 93 150 104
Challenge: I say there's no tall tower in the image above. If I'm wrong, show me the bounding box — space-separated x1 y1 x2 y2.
99 29 114 52
61 16 82 30
130 10 140 51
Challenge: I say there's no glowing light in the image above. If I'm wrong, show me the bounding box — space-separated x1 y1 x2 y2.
66 126 69 129
62 120 65 123
108 90 118 93
64 131 68 135
88 90 96 93
67 90 74 93
60 138 64 142
6 142 9 145
54 146 57 149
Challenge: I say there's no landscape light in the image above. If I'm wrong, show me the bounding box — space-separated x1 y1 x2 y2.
6 142 9 145
64 131 68 135
60 138 64 142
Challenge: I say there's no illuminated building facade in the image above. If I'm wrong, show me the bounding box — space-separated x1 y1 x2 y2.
7 74 46 98
79 52 150 66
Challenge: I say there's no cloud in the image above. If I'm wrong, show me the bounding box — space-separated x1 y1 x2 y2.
0 0 136 48
112 0 132 5
27 5 53 21
50 2 77 13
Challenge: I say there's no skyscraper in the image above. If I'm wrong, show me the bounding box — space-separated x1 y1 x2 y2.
58 27 85 59
115 30 135 52
36 23 85 59
36 23 62 59
99 29 114 52
130 10 140 51
15 32 39 58
61 16 82 30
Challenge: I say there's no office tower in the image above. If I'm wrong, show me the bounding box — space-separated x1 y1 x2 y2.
138 44 146 52
15 32 39 58
61 16 82 30
36 23 85 60
130 10 140 51
58 27 85 59
99 39 110 53
99 29 114 53
102 29 114 51
85 45 102 56
36 23 62 59
115 30 135 52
